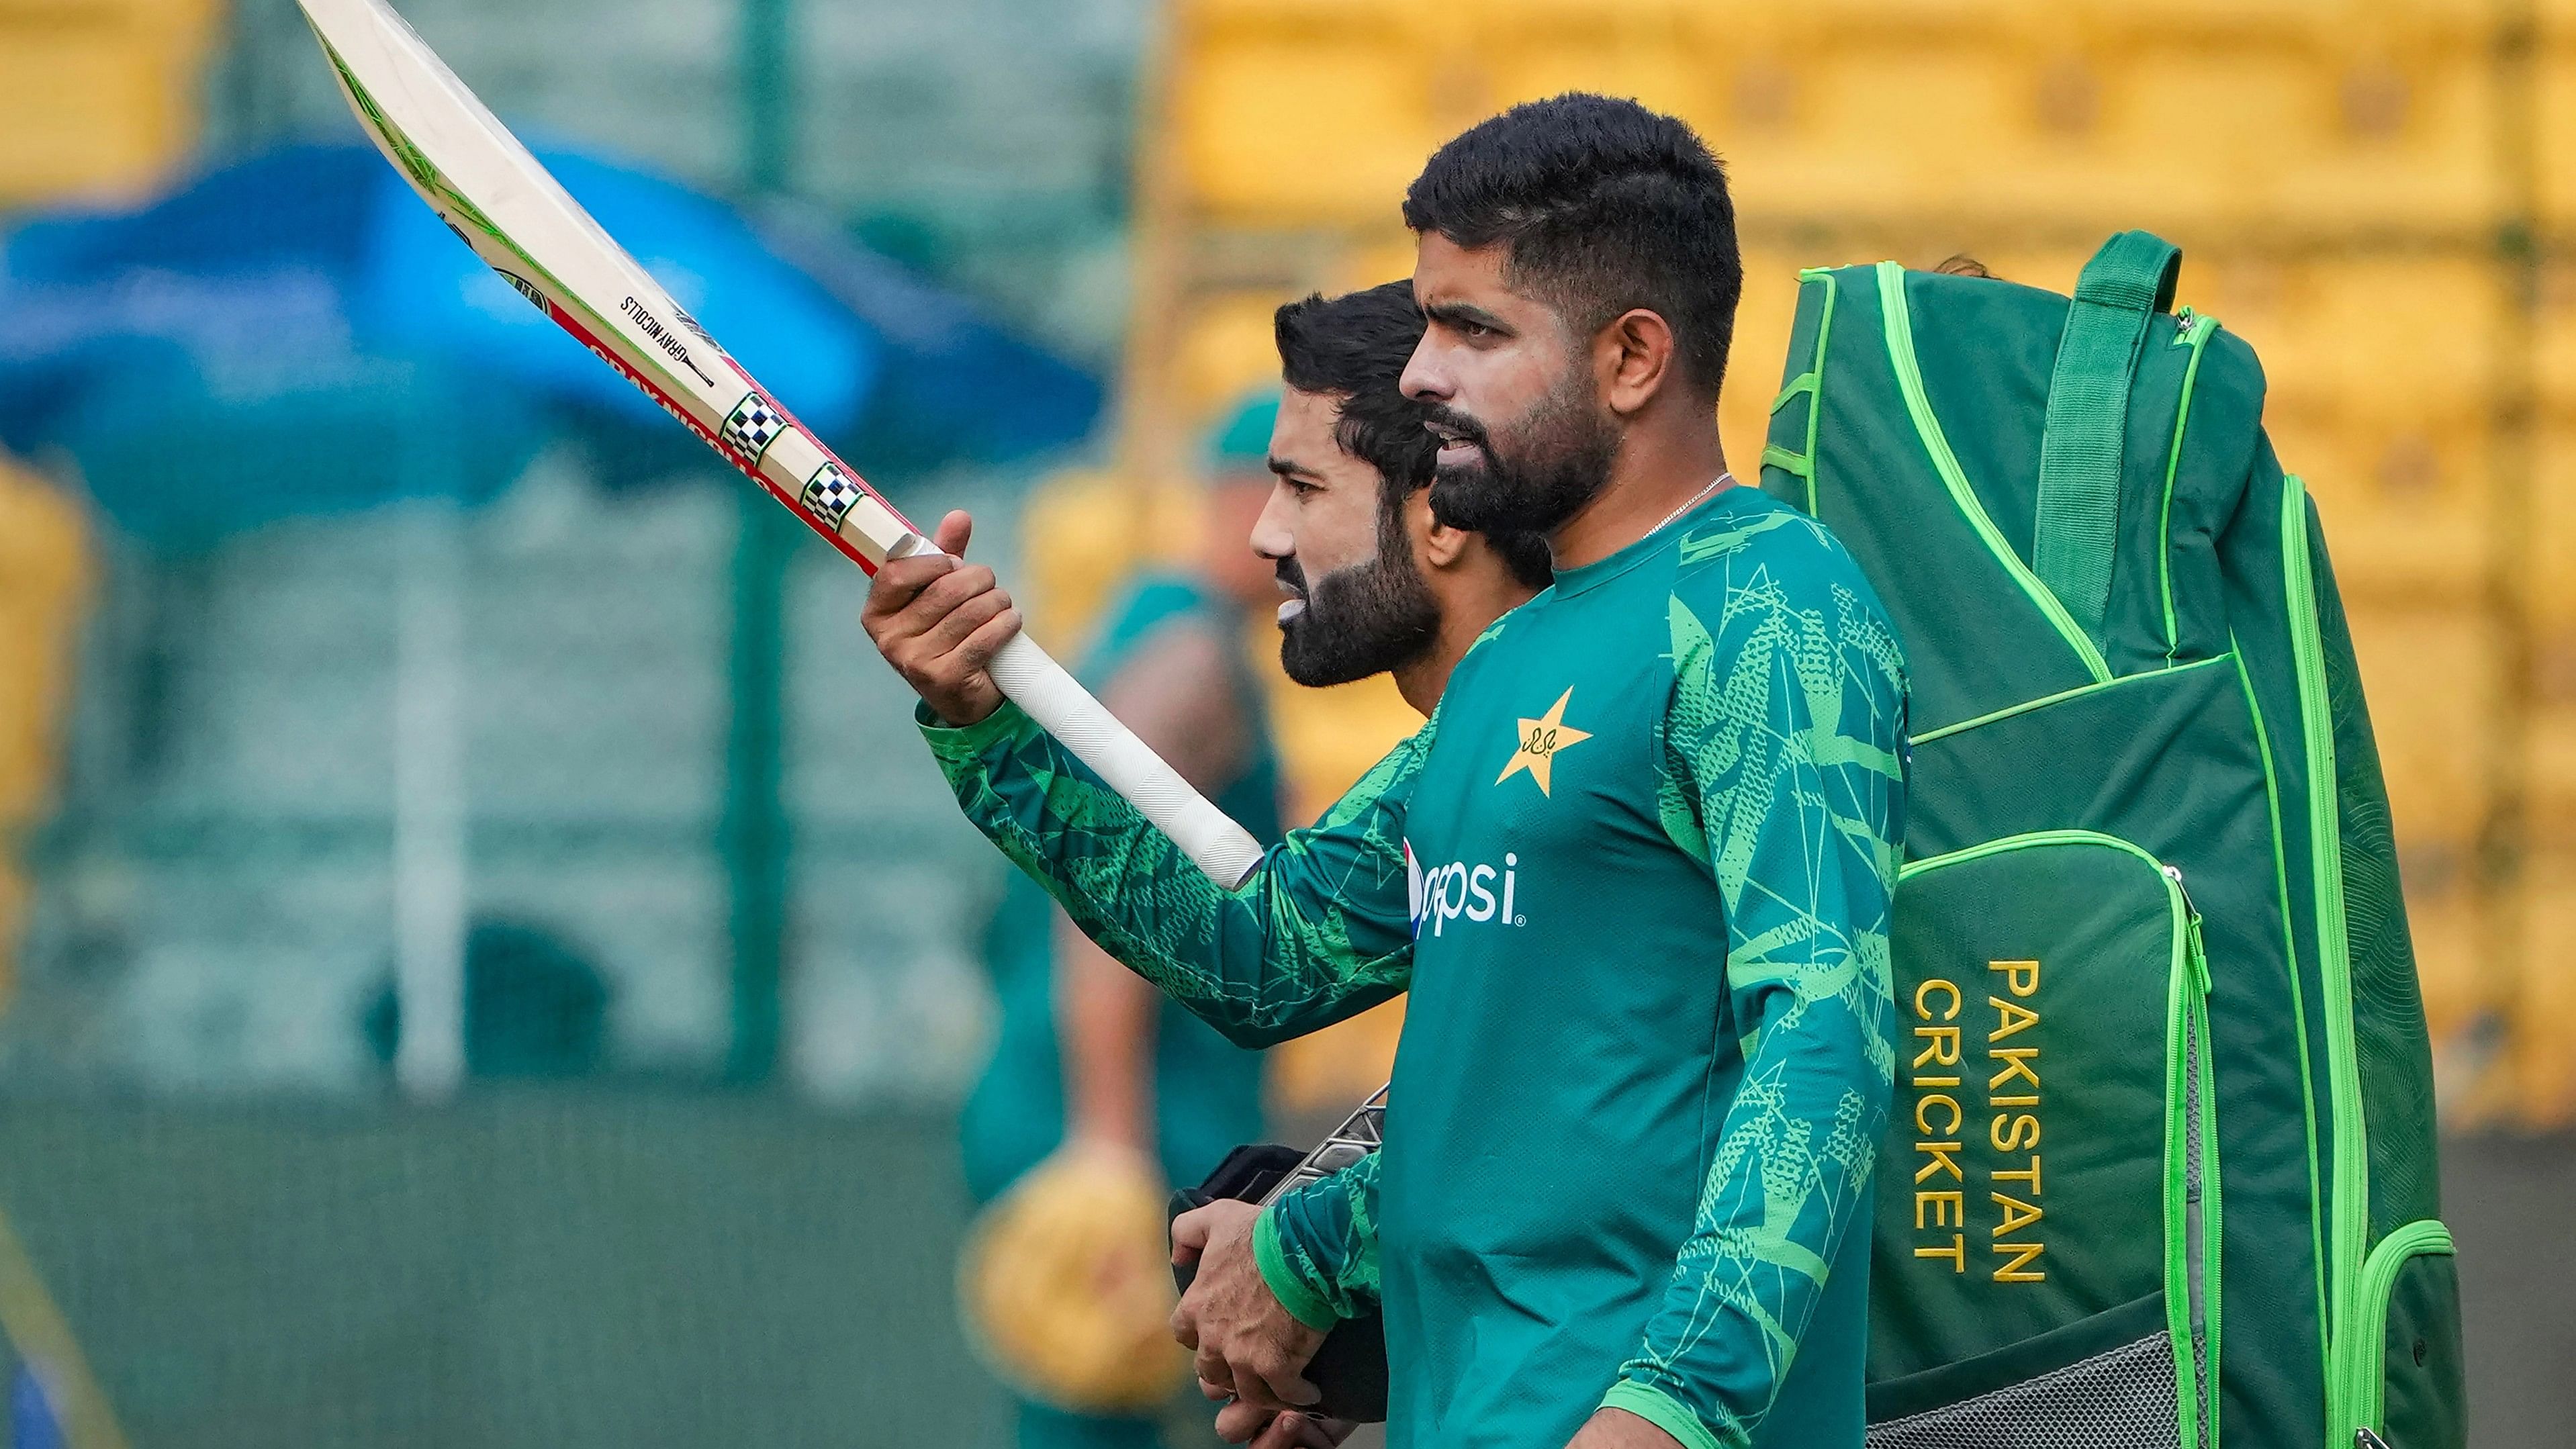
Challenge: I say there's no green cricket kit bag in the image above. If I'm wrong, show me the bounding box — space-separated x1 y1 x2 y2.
1759 233 2463 1449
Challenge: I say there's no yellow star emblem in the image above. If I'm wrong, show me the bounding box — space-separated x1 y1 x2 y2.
1496 687 1592 797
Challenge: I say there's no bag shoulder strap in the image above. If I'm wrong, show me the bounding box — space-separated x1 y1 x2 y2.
2033 230 2182 647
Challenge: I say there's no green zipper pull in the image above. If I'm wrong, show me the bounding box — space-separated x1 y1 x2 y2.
2163 864 2213 994
2189 913 2211 996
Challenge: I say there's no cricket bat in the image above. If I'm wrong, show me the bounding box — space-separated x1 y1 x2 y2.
295 0 1266 889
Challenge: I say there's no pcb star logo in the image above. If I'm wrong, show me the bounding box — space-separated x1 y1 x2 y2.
1496 687 1592 797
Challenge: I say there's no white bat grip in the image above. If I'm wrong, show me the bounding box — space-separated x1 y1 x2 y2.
985 630 1266 890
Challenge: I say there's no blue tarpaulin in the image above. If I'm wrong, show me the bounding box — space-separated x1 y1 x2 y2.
0 141 1099 543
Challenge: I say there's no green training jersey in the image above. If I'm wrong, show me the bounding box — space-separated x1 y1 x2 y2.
923 484 1906 1449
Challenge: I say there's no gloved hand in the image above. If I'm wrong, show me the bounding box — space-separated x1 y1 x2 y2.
958 1142 1192 1412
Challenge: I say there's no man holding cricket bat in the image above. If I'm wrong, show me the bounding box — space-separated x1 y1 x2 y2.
967 281 1553 1448
1171 278 1553 1449
868 96 1906 1449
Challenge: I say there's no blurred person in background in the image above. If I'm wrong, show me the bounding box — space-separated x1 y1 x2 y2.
0 457 90 999
956 394 1289 1449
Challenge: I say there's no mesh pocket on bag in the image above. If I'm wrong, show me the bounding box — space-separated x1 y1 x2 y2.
1866 1330 2179 1449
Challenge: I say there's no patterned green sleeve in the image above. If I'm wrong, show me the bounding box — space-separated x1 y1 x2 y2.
1608 563 1906 1448
922 702 1423 1047
1253 1150 1381 1329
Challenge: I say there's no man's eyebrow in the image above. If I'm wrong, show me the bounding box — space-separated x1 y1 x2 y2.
1268 454 1323 481
1424 299 1510 332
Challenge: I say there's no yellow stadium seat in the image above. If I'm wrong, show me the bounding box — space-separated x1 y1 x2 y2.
2536 41 2576 231
2344 606 2498 853
2507 851 2576 1125
2532 695 2576 853
2268 416 2487 604
1173 291 1306 429
2227 256 2497 424
1722 29 2047 229
0 0 218 205
2534 263 2576 426
2531 428 2576 631
2401 878 2482 1068
1015 469 1201 651
1721 246 1816 473
1475 10 1726 142
1172 9 1446 226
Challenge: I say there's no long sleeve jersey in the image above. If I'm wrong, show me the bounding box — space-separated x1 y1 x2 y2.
925 485 1907 1449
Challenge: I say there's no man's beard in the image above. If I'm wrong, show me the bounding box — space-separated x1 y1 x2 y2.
1275 497 1442 688
1422 365 1618 537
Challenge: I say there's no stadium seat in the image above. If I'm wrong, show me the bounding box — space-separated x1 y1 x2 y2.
2346 604 2497 855
2270 418 2488 603
1015 468 1201 652
1722 247 1815 474
1172 7 1447 226
2538 40 2576 230
2403 877 2480 1069
1172 292 1308 431
2510 850 2576 1123
0 0 217 205
2534 427 2576 630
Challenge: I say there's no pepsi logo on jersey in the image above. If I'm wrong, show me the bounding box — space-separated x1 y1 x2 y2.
1406 840 1523 938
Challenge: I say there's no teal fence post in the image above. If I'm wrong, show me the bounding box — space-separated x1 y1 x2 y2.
723 502 792 1086
725 0 796 1084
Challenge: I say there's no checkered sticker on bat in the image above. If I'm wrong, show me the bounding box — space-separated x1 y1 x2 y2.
721 392 785 463
801 461 864 527
496 271 547 312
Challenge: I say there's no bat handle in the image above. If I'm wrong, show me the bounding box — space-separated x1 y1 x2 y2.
885 534 1264 890
985 630 1266 890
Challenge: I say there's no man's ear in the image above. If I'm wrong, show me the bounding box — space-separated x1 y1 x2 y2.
1596 307 1677 418
1407 486 1470 571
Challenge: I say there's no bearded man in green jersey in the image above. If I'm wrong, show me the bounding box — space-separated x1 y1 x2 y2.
865 95 1908 1449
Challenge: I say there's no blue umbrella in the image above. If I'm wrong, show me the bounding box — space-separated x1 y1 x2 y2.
0 142 901 542
751 206 1102 475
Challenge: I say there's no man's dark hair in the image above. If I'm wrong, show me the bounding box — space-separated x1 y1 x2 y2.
1403 93 1741 400
1274 282 1553 590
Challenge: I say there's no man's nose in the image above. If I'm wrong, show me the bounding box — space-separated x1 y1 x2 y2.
1400 331 1449 403
1249 483 1295 561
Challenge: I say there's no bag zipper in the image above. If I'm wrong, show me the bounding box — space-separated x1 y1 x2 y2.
2158 310 2218 664
1876 262 2112 685
2283 473 2371 1400
2335 1218 2454 1442
2164 863 2220 1449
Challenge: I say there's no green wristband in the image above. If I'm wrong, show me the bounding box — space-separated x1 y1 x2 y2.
917 698 1038 759
1598 1380 1731 1449
1250 1207 1344 1333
